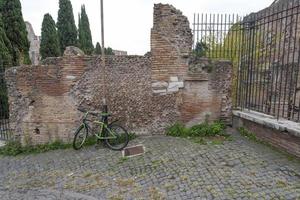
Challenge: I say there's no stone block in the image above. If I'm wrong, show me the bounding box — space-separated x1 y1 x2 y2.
170 76 179 82
152 81 168 90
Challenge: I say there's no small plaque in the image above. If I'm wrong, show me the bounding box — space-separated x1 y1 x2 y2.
122 145 145 158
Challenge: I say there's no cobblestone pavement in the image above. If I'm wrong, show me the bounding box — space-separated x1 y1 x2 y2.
0 129 300 200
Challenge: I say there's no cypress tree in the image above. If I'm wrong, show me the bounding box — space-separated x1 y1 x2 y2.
0 0 30 65
0 14 12 67
40 14 61 59
105 47 114 55
94 42 102 55
78 5 94 55
57 0 77 53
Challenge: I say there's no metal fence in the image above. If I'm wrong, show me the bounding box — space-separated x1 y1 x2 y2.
193 0 300 122
193 13 244 59
0 61 10 140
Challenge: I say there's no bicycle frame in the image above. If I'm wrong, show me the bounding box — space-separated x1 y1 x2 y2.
81 111 117 140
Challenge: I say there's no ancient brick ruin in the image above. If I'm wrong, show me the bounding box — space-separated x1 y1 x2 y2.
5 4 232 145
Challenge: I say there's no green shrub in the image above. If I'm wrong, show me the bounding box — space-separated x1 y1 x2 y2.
166 122 190 137
0 140 23 156
166 121 226 138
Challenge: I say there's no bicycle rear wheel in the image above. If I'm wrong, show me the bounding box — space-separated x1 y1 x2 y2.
105 124 129 151
73 125 88 150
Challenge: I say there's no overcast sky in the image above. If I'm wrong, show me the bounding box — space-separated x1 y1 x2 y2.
20 0 274 55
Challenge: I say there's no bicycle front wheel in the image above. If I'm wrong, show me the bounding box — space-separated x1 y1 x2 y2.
105 124 129 151
73 125 88 150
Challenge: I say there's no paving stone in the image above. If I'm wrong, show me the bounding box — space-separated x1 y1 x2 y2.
0 131 300 199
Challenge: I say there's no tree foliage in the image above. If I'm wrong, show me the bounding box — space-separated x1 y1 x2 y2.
0 0 30 65
94 42 114 55
94 42 102 55
40 14 60 59
105 47 114 55
57 0 77 53
0 14 12 67
193 41 209 57
78 5 94 55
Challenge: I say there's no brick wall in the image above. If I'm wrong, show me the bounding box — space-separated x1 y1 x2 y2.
5 4 233 145
151 4 193 82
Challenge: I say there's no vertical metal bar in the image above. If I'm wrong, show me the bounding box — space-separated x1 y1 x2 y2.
205 13 208 57
252 13 260 112
290 1 300 120
273 3 285 118
231 14 236 59
258 9 270 112
220 14 224 58
260 6 271 113
222 14 229 58
209 14 212 58
216 14 220 58
210 14 217 58
265 4 277 114
296 39 300 121
193 13 197 49
254 10 264 112
244 17 252 109
282 0 295 118
242 21 249 110
236 16 244 108
269 3 282 116
247 16 256 110
100 0 107 107
201 13 203 46
226 14 230 58
197 14 200 46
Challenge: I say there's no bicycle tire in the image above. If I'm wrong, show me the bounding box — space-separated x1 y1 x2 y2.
73 125 88 150
105 124 129 151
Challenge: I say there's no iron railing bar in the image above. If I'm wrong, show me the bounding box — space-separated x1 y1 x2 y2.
282 0 296 118
296 45 300 121
291 1 300 120
265 4 277 114
253 10 263 112
236 16 243 108
193 13 198 49
209 14 212 57
216 14 220 58
212 14 216 58
277 10 289 119
247 18 257 111
260 4 272 113
257 7 267 112
273 2 285 118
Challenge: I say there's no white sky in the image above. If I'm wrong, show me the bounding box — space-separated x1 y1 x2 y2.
20 0 274 55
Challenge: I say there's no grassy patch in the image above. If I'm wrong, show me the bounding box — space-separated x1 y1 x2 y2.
0 133 138 156
0 140 72 156
166 121 230 145
238 127 258 141
118 156 129 164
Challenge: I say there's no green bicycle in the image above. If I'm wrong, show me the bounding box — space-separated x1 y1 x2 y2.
73 108 129 151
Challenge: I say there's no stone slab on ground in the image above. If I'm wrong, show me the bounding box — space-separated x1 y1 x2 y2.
0 129 300 199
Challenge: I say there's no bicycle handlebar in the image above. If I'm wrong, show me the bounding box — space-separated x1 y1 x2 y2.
77 107 110 117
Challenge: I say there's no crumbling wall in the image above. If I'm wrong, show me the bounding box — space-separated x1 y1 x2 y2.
151 4 232 125
5 4 232 145
151 4 193 91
